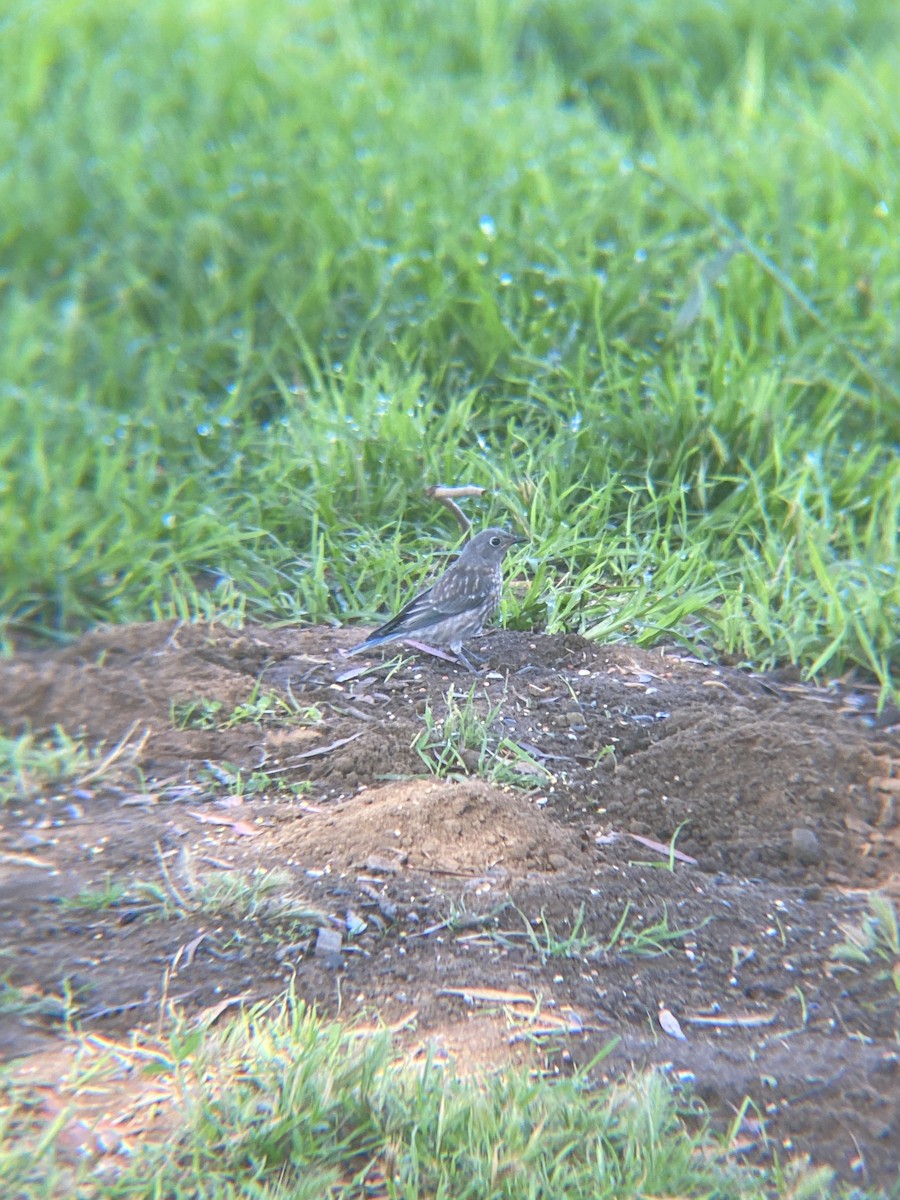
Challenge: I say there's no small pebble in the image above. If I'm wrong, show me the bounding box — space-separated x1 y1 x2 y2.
791 827 821 865
314 926 343 966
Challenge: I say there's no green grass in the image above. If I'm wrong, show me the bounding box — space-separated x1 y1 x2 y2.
1 0 898 696
127 859 328 928
170 683 322 730
832 892 900 994
0 991 837 1199
506 901 704 963
0 725 147 806
0 728 90 805
413 683 548 786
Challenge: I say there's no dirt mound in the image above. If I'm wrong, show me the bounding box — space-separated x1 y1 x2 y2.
601 702 888 882
270 778 593 876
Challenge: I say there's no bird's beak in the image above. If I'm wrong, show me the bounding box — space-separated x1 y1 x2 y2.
510 531 529 545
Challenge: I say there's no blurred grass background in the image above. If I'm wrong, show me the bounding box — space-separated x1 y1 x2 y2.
1 0 898 693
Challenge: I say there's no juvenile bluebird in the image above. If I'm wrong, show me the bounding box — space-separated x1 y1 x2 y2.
345 527 526 671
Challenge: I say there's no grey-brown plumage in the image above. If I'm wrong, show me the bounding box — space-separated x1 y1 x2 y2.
345 527 525 671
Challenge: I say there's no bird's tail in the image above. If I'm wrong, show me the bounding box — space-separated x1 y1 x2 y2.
342 631 397 657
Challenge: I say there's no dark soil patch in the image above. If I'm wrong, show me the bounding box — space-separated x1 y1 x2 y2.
1 621 899 1189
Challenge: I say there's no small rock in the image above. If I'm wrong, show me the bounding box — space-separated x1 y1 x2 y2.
791 827 821 865
8 832 53 851
275 941 308 962
547 852 569 870
364 855 399 874
314 926 343 965
345 910 367 937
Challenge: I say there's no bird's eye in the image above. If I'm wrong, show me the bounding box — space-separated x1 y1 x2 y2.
490 535 501 546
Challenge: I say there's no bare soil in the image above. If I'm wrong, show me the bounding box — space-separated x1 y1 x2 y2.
2 621 899 1190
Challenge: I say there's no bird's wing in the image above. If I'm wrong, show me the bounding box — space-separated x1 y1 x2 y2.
362 584 438 641
429 564 493 613
364 565 492 642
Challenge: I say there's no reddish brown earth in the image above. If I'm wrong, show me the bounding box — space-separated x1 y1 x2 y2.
1 621 899 1189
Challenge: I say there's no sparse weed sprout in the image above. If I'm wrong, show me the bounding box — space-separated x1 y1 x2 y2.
222 684 321 728
413 684 548 788
596 902 709 959
60 876 129 912
122 853 328 933
172 683 322 732
171 698 224 730
1 728 91 804
196 762 272 798
511 901 704 965
0 724 137 811
832 893 900 992
520 904 593 962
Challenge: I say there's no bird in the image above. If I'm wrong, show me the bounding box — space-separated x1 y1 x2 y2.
344 527 526 671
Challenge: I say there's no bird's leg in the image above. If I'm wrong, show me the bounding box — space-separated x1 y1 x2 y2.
402 638 459 664
463 645 488 666
452 645 483 673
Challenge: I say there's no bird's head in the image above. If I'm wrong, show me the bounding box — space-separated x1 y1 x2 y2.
461 527 528 563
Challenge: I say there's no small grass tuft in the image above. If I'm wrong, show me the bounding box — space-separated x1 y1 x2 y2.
124 853 327 936
519 903 594 962
0 977 69 1022
59 874 129 913
172 683 322 731
413 684 549 788
0 728 91 805
194 759 312 801
597 902 708 960
170 697 224 730
503 902 705 965
0 725 147 806
832 892 900 992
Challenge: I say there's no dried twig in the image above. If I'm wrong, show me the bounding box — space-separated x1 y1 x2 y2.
424 484 487 537
264 731 364 774
75 720 150 787
153 842 191 910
